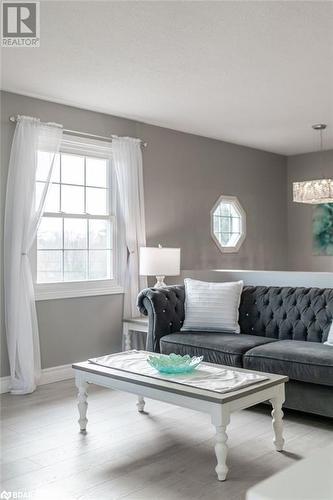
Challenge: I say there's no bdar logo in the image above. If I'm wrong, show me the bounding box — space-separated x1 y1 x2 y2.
0 491 11 500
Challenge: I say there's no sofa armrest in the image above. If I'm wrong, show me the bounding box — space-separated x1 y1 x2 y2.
137 285 185 352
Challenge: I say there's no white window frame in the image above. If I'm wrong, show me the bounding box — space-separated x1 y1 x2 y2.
33 134 123 301
211 195 246 253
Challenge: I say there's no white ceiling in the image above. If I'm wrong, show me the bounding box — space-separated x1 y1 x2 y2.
1 1 333 155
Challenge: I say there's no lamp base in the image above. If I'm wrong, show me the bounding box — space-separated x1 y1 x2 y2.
154 276 166 288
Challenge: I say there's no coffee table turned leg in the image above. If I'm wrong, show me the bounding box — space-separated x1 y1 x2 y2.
137 395 145 413
212 411 230 481
76 377 88 433
270 387 285 452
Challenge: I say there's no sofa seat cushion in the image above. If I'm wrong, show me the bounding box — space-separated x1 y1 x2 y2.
244 340 333 386
159 332 277 367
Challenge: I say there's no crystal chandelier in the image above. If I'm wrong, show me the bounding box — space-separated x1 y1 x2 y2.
293 124 333 204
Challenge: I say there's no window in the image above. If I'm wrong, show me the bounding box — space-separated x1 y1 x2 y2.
34 135 122 300
211 195 246 253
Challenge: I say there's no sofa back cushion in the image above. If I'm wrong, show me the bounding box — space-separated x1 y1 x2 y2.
239 286 333 343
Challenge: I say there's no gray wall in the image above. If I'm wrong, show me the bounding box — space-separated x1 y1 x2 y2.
178 270 333 288
138 122 287 270
287 150 333 272
1 91 287 377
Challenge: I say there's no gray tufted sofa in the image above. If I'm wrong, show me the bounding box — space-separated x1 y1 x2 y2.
137 285 333 418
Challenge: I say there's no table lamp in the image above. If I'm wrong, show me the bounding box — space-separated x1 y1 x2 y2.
140 244 181 288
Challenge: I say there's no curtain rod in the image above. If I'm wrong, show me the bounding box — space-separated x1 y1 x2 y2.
8 115 148 148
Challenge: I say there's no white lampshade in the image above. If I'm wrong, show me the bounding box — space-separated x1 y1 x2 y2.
140 247 180 276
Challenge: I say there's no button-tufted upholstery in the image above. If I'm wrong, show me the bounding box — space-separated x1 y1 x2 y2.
239 286 333 343
137 284 333 417
137 285 333 350
137 285 185 352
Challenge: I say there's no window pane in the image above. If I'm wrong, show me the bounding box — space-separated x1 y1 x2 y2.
89 250 112 280
231 217 241 233
213 216 219 233
37 250 62 283
61 153 84 185
214 205 221 217
221 216 231 234
217 216 222 234
36 152 60 182
45 184 60 213
61 185 84 213
64 250 87 281
221 203 231 216
36 182 60 212
35 182 44 210
64 218 87 249
86 187 108 215
212 198 245 251
86 157 107 187
230 204 239 218
35 146 116 285
89 219 112 249
220 233 231 245
227 233 240 247
37 217 62 249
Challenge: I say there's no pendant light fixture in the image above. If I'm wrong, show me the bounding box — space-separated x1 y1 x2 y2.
293 124 333 204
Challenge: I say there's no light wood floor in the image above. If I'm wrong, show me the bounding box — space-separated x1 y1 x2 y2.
0 379 332 500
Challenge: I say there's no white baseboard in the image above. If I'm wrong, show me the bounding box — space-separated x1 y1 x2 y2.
0 376 11 394
0 363 74 394
40 363 74 386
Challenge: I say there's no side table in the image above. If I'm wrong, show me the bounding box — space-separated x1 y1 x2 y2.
123 317 149 350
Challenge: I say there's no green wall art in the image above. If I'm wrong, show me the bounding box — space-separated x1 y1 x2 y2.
313 203 333 256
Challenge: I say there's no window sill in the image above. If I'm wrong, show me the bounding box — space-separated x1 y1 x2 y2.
35 280 124 301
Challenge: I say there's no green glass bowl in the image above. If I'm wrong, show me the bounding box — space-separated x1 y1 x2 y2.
147 353 203 374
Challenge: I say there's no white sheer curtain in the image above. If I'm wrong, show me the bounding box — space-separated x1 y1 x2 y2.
112 137 147 319
4 116 63 394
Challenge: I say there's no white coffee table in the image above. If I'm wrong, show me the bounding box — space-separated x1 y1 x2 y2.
72 353 287 481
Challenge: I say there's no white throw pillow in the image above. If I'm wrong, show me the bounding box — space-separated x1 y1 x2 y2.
324 320 333 346
181 278 244 333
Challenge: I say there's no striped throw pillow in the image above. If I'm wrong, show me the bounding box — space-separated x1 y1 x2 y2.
181 279 244 333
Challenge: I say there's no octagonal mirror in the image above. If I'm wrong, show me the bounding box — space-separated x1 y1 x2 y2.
211 195 246 253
